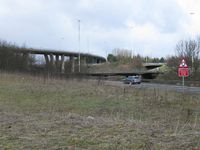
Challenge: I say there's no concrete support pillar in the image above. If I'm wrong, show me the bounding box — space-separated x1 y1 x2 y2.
94 58 97 64
50 54 54 67
44 54 50 68
49 54 56 72
70 56 75 73
61 55 65 73
55 55 59 72
91 58 95 64
88 57 93 64
82 56 87 65
97 59 100 64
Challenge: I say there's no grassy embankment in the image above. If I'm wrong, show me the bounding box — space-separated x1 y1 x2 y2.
0 73 199 149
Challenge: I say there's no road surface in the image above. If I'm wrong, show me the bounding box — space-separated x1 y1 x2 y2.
103 80 200 95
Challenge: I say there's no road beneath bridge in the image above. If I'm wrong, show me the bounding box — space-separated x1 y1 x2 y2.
86 70 161 79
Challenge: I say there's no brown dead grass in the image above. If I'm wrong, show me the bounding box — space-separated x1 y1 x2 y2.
0 72 199 149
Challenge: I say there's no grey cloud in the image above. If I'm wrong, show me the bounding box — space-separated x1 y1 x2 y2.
0 0 194 57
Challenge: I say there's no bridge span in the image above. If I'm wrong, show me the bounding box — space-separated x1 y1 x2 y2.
86 70 161 79
13 49 106 73
85 63 165 79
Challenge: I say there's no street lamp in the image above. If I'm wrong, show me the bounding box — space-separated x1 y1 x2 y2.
192 53 194 73
189 12 195 73
78 20 81 73
104 41 108 60
129 26 135 58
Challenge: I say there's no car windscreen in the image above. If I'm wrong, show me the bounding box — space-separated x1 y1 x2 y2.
127 77 134 79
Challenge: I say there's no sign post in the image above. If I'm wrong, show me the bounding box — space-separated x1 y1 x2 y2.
178 59 189 93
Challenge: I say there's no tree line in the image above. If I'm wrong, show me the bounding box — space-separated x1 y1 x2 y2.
106 36 200 80
0 40 35 72
107 48 165 67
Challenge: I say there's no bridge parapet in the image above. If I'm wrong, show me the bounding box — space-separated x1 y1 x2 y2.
143 63 166 70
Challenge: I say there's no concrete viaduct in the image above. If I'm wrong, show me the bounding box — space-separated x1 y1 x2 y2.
15 49 106 73
12 49 164 79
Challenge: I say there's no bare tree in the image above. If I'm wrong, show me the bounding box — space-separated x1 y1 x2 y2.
166 56 179 71
175 37 200 73
112 48 132 63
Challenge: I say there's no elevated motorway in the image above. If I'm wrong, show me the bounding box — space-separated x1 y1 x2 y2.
12 48 106 73
15 49 106 62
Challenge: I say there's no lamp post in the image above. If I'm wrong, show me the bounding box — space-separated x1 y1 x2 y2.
189 12 196 73
129 26 135 58
192 54 194 73
104 41 108 60
78 20 81 73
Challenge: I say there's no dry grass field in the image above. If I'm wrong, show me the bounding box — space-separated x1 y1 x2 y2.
0 73 199 149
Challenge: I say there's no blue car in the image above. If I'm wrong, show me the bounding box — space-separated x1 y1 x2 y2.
123 76 141 84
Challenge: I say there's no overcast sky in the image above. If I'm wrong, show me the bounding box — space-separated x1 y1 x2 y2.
1 0 200 58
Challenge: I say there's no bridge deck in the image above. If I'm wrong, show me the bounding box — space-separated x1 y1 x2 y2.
13 49 106 62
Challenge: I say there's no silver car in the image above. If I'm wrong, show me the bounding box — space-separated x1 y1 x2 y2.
123 76 141 84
